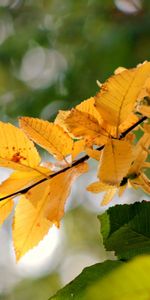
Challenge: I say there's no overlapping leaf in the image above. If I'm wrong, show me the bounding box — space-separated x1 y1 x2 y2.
26 162 88 226
95 61 150 127
0 121 40 171
19 117 74 160
98 139 134 185
13 162 88 260
13 195 52 260
0 198 14 225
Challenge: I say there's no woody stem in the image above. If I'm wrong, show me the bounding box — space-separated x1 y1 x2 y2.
0 115 147 202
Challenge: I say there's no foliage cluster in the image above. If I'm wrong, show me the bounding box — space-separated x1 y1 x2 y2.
0 61 149 299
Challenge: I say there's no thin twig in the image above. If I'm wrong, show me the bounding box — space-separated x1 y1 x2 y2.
0 116 147 202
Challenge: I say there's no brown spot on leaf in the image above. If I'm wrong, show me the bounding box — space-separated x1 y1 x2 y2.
11 152 26 163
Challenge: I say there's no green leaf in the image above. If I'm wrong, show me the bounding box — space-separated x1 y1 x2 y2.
99 201 150 260
49 261 122 300
86 255 150 300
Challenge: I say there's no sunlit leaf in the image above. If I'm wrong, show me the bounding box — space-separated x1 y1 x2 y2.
98 139 133 185
0 167 51 198
0 198 14 225
19 117 74 160
95 62 150 127
0 121 40 171
26 163 88 227
13 195 52 261
65 109 108 146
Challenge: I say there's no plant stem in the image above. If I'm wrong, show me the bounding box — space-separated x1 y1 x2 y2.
0 116 147 202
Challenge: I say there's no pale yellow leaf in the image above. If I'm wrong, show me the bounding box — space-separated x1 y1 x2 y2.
114 66 127 74
118 183 128 197
0 198 14 225
26 162 88 226
130 173 150 194
98 139 133 185
101 188 117 206
19 117 73 160
95 62 150 127
0 121 40 171
87 181 115 193
13 195 52 261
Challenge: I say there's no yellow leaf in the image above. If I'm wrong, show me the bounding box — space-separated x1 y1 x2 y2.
129 125 150 174
0 198 14 225
86 147 101 161
87 181 115 193
101 188 117 206
98 139 133 185
54 110 71 132
130 173 150 194
0 167 51 198
114 66 127 74
0 121 40 171
65 109 108 146
76 97 102 124
138 77 150 100
137 105 150 117
87 180 117 205
19 117 73 160
118 183 128 197
95 62 150 127
26 162 88 226
72 140 85 160
13 195 52 261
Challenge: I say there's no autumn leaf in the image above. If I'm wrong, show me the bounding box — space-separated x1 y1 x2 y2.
0 198 14 225
26 162 88 226
85 147 101 161
137 105 150 117
95 61 150 127
0 167 51 198
87 181 115 193
13 163 88 260
76 97 102 123
55 97 102 128
13 195 52 261
0 121 40 171
129 124 150 175
72 140 85 160
129 173 150 194
65 109 108 146
19 117 74 161
98 139 134 185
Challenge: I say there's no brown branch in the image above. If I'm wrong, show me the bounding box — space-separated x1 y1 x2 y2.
0 115 147 202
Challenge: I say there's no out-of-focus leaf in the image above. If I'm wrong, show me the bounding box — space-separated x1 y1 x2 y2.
86 255 150 300
49 260 122 300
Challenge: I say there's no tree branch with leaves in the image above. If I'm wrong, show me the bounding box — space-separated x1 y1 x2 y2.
0 61 149 262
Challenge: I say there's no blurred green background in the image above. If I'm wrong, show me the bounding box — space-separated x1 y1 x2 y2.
0 0 149 299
